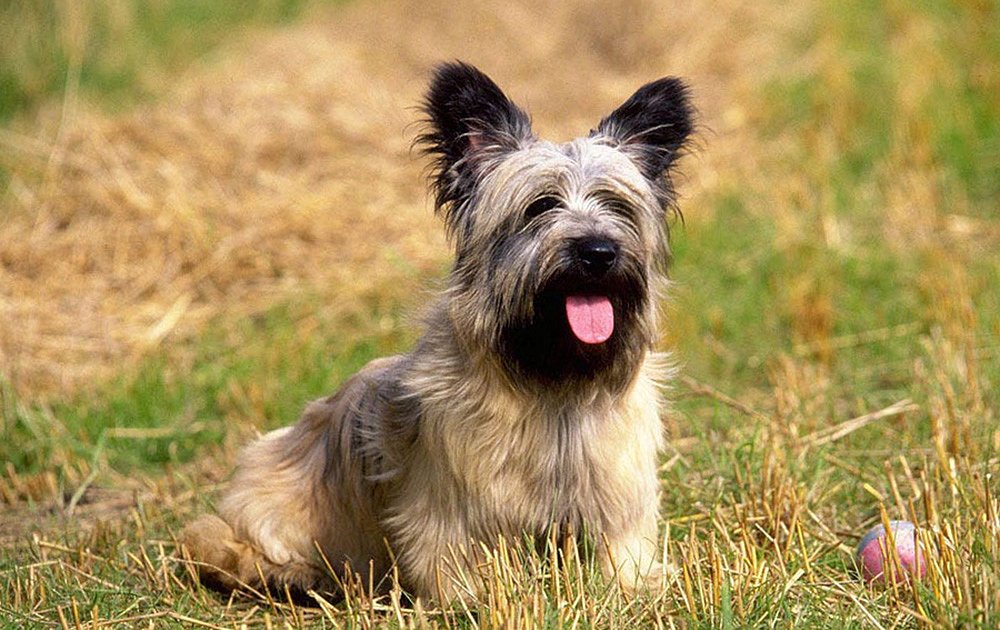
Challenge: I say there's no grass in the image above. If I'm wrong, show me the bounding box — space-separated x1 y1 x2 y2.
1 295 405 500
0 0 343 123
1 0 999 627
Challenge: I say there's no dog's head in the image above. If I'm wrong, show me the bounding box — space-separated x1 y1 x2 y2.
418 62 693 386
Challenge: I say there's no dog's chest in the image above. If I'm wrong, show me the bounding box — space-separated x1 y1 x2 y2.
462 406 628 532
406 355 663 537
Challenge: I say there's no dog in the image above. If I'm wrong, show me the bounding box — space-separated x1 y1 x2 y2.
181 61 693 603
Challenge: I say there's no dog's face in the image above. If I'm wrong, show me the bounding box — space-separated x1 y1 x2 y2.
419 63 692 387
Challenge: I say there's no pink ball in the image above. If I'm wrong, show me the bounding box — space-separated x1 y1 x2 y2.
856 520 926 583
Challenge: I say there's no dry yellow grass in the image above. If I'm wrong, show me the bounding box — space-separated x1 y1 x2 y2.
0 0 792 401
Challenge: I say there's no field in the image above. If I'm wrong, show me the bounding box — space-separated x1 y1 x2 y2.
1 0 998 627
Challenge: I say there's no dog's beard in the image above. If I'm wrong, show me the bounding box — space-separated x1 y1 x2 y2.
497 266 649 386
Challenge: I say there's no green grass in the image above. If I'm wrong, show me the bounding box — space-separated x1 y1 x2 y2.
671 0 1000 395
0 0 342 123
2 0 999 627
1 296 406 496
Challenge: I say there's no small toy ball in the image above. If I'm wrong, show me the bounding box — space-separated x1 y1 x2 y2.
856 520 926 583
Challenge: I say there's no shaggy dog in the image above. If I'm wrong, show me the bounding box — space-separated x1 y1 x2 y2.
182 61 693 602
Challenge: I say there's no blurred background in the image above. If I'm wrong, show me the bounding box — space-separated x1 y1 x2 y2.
0 0 997 625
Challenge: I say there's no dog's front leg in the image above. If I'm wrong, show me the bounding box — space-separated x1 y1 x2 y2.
402 529 484 605
599 509 666 594
384 478 487 604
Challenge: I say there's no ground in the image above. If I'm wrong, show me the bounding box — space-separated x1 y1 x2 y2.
0 0 998 627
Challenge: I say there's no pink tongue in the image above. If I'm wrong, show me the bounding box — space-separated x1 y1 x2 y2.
565 295 614 344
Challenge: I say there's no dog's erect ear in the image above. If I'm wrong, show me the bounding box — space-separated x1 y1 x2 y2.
594 77 693 182
418 62 533 219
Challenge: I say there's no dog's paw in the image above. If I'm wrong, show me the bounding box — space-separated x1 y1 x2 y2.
615 560 681 596
179 514 253 590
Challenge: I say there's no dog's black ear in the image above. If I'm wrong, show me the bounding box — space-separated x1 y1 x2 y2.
594 77 694 181
418 62 533 220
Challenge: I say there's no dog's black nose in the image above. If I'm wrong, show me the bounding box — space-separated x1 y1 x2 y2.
577 239 618 276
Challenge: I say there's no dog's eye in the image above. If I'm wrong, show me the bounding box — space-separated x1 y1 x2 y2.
524 196 560 221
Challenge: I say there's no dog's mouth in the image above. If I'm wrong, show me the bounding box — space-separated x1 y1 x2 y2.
564 295 614 345
500 277 645 385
